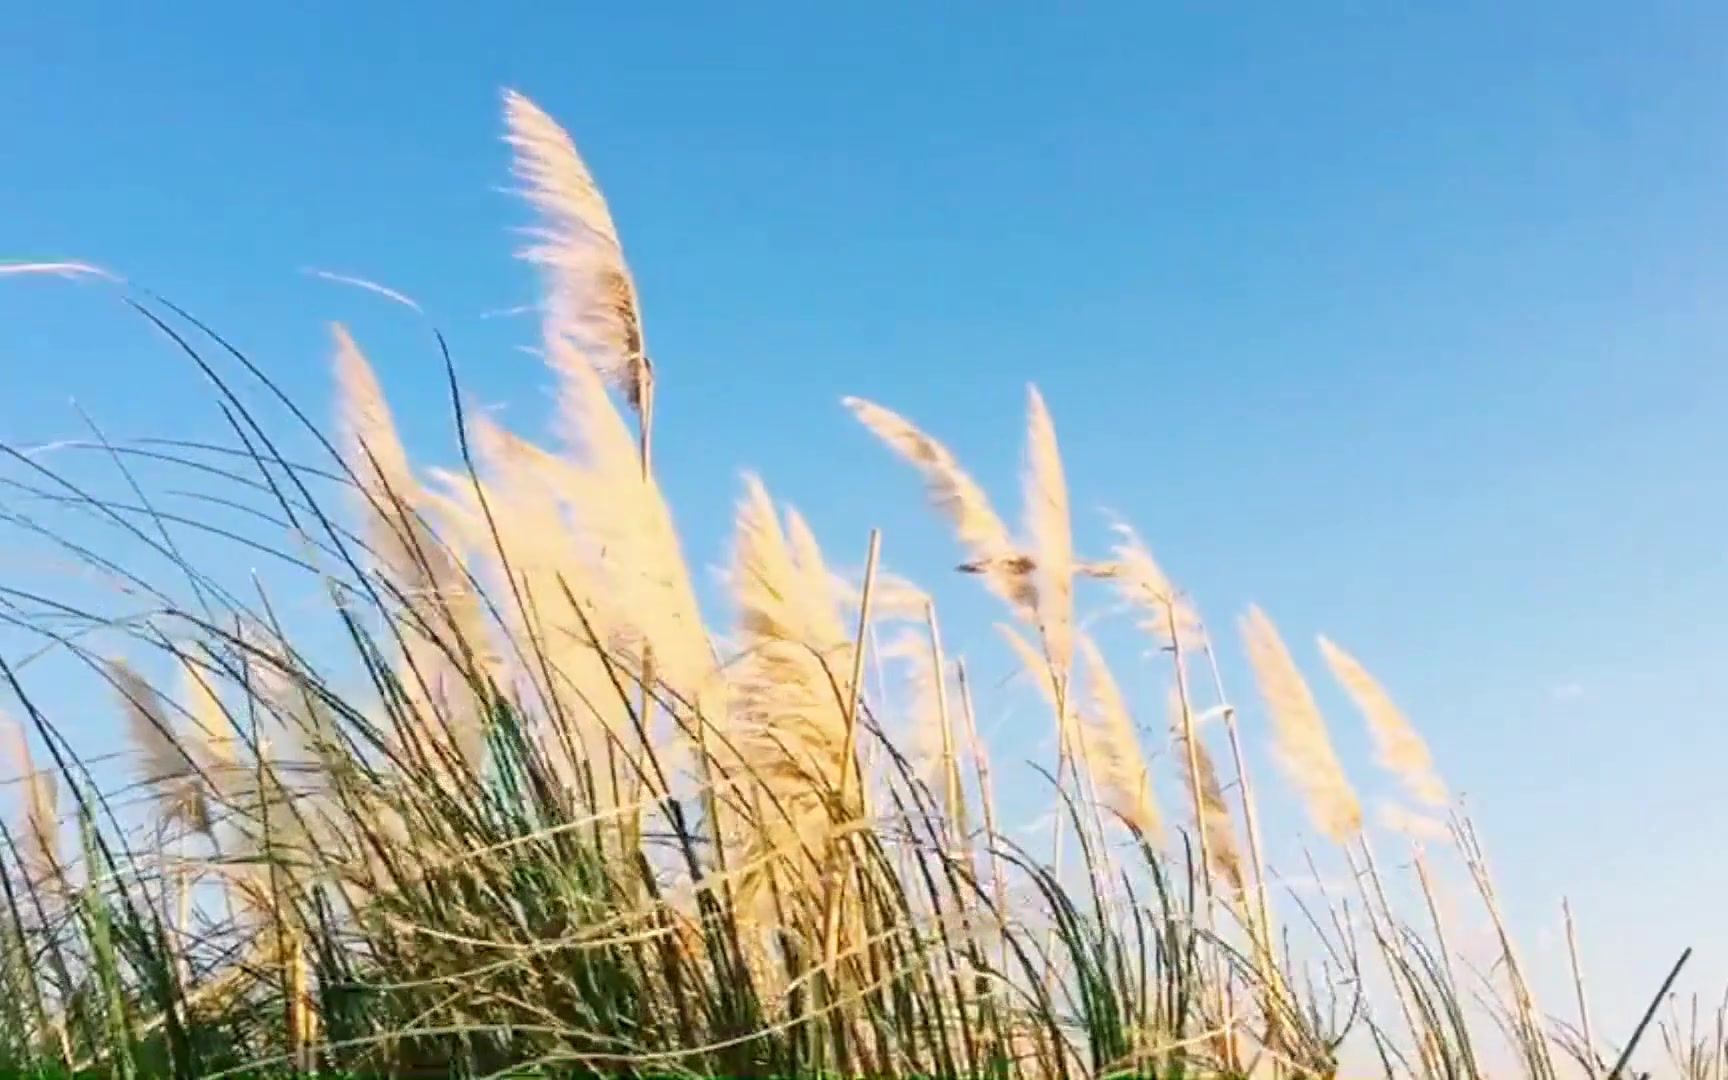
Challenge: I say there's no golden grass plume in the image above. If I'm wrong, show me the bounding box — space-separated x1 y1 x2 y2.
503 89 652 416
1021 386 1074 674
1240 606 1362 845
1318 636 1448 810
1079 636 1161 840
844 396 1036 619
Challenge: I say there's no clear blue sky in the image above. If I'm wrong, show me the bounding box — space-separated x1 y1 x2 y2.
4 1 1727 1036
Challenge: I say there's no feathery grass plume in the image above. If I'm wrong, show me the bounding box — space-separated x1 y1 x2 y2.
1101 521 1201 647
844 396 1035 618
833 568 929 625
1167 688 1244 893
1001 620 1105 855
334 324 493 773
240 627 326 750
1078 636 1161 841
998 623 1058 713
334 331 462 598
1378 801 1448 843
918 602 973 855
179 656 243 804
1021 386 1073 674
335 324 496 655
1318 636 1448 810
334 320 481 740
179 655 278 874
1 712 60 889
997 620 1073 780
220 733 312 929
212 631 332 927
429 414 636 796
729 480 848 714
1240 607 1362 844
727 474 856 904
502 90 653 427
879 629 946 790
732 473 848 651
333 322 421 560
728 476 851 724
234 627 351 809
785 508 843 620
545 330 715 722
431 415 597 619
879 621 965 831
1111 527 1233 913
109 659 208 833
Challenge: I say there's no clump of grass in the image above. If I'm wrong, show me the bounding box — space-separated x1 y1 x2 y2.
0 90 1711 1080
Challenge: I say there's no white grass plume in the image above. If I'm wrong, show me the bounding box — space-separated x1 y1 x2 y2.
1000 622 1092 810
1318 636 1448 810
998 623 1057 712
875 629 939 781
503 89 652 415
334 322 485 647
1 712 60 888
1099 522 1201 648
437 414 611 653
785 508 842 624
1079 636 1161 840
876 624 965 823
426 415 634 795
727 474 856 905
731 473 847 651
1378 801 1449 843
1021 386 1074 675
543 332 714 715
179 656 247 806
844 396 1035 618
832 569 929 626
1167 688 1244 892
727 475 851 769
333 323 415 519
1240 607 1362 844
334 325 494 772
109 659 209 833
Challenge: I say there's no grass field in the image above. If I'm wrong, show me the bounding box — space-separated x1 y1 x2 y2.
0 91 1714 1078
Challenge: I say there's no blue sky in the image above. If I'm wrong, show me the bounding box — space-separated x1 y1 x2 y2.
4 1 1727 1037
